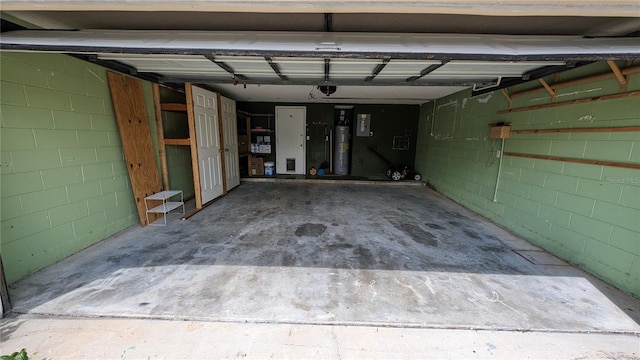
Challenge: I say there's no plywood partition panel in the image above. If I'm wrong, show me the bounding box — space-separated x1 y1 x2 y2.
107 72 162 226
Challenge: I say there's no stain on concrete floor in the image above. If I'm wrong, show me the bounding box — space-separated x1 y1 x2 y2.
8 182 640 333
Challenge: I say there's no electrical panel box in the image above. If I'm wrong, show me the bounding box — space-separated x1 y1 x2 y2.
356 113 371 137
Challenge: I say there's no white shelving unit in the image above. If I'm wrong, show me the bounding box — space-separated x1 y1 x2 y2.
144 190 185 226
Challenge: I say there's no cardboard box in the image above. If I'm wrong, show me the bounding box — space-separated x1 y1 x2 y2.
258 144 271 154
251 157 264 176
490 125 511 139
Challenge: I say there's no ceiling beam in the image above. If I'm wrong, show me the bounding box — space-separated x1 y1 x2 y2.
264 56 288 81
406 62 446 82
365 59 390 82
204 54 247 80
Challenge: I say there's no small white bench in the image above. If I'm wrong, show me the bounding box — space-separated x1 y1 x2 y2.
144 190 185 226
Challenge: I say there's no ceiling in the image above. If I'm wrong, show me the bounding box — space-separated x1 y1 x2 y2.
2 5 640 104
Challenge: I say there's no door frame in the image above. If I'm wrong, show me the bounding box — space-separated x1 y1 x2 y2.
275 106 306 175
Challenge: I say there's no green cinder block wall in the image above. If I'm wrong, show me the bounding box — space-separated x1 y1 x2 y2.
0 52 158 283
415 61 640 297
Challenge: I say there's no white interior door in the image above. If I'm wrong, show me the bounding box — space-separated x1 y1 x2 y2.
192 85 224 204
220 95 240 191
276 106 306 175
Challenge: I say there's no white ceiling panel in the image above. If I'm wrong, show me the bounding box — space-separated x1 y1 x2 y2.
97 53 225 75
272 57 324 79
375 60 441 80
214 55 280 79
329 59 382 79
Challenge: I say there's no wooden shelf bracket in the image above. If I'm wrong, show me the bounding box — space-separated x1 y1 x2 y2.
607 60 629 92
539 78 557 102
500 88 513 108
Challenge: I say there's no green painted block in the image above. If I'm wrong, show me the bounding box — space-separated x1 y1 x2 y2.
28 223 75 256
112 160 129 176
0 239 31 283
42 166 83 188
555 192 595 217
620 186 640 210
82 163 114 181
24 85 72 111
77 130 110 148
66 180 102 202
509 156 535 169
1 171 43 197
533 159 564 174
593 201 640 232
584 140 633 162
52 110 92 130
593 97 639 120
1 105 54 129
609 131 640 141
0 81 26 106
576 178 623 204
549 140 586 158
72 212 107 243
46 70 87 95
49 201 89 227
0 57 48 87
519 168 546 187
20 187 68 214
96 147 124 163
568 132 610 141
1 128 36 150
1 195 23 220
60 148 97 167
495 190 516 208
84 76 112 99
630 143 640 163
34 129 78 149
538 204 571 227
69 94 105 114
602 167 640 185
583 239 634 274
505 179 530 197
3 52 66 70
1 210 51 243
0 151 13 175
100 175 129 195
10 149 61 173
108 131 122 147
610 226 640 256
562 162 603 180
569 213 612 241
528 185 558 206
549 224 587 257
499 166 521 181
485 200 504 217
514 196 540 216
90 114 118 131
88 193 118 214
105 201 134 223
544 173 578 194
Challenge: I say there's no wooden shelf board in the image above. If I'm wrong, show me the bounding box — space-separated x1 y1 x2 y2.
160 103 188 112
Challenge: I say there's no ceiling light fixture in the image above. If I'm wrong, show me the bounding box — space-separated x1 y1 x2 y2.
318 85 337 96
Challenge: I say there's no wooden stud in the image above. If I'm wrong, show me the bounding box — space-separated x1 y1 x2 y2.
500 88 512 108
607 60 627 91
160 103 188 112
185 82 203 210
107 72 163 226
152 84 170 191
511 126 640 135
538 78 556 102
497 90 640 114
0 257 11 316
504 152 640 170
164 138 191 146
217 93 228 195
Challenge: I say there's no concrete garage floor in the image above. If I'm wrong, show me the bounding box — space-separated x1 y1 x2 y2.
3 181 640 358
